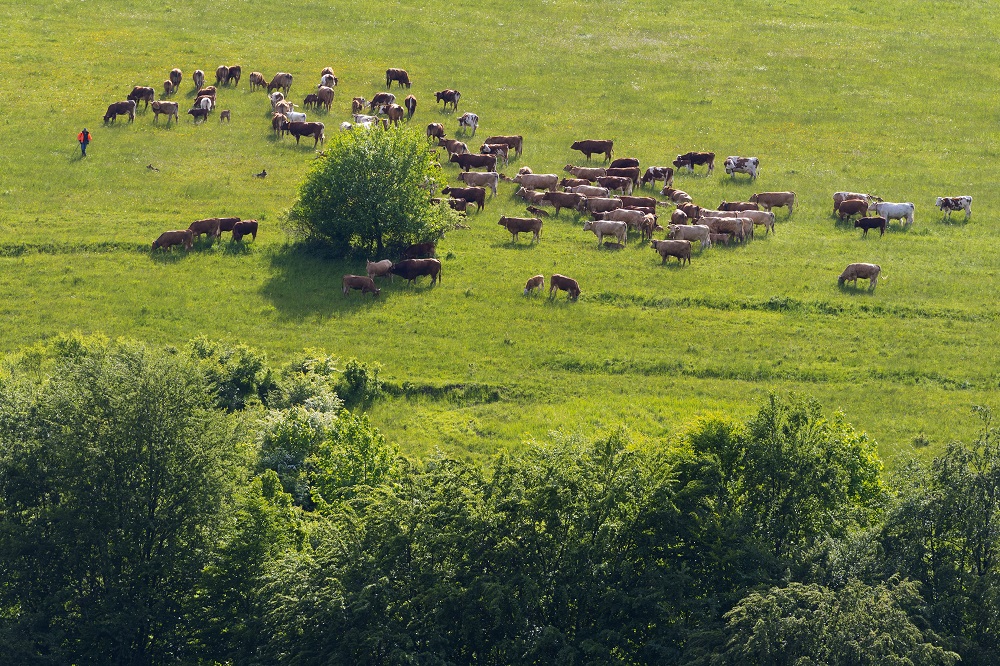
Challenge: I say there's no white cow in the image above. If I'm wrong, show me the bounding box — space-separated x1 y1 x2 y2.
285 111 307 122
724 156 759 179
583 219 628 245
458 112 478 136
935 196 972 221
458 171 500 197
340 122 354 131
597 208 649 230
353 114 378 124
512 173 559 191
667 223 712 248
566 185 609 197
320 74 337 88
269 92 285 109
869 201 914 227
195 96 213 110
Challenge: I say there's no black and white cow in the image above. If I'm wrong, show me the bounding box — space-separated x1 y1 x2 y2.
935 196 972 221
458 112 478 136
724 156 759 179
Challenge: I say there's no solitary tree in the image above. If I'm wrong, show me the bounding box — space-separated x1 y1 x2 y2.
289 126 452 257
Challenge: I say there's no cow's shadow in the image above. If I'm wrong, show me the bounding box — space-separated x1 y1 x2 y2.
148 248 193 263
838 283 878 296
491 240 540 250
939 215 970 226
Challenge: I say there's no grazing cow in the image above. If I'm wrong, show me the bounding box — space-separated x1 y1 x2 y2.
607 167 640 186
319 74 337 89
719 200 760 212
750 191 796 215
270 91 285 108
215 65 229 86
303 93 321 109
189 218 222 239
188 107 210 123
517 187 548 204
738 216 755 241
431 197 469 212
150 100 179 124
524 275 544 295
571 139 614 161
219 110 231 123
442 186 486 211
564 165 606 181
391 258 442 285
595 176 632 195
458 171 499 196
650 239 691 265
483 135 523 157
249 72 266 91
936 196 972 221
367 259 394 281
499 216 542 243
232 220 258 242
724 156 759 179
316 86 335 111
458 112 478 136
435 89 461 110
286 121 325 147
193 69 205 89
660 187 693 204
609 157 639 169
668 224 712 248
162 80 175 97
169 68 183 89
595 208 648 231
704 218 745 242
104 100 136 124
833 191 881 212
386 68 411 89
583 219 627 245
480 143 509 166
437 138 468 155
566 185 609 197
227 65 242 86
561 178 590 188
320 67 338 84
838 263 881 291
127 86 155 110
869 201 914 227
549 274 580 301
268 72 293 94
677 203 703 220
698 210 740 219
513 172 559 191
272 113 288 135
855 216 887 237
641 166 674 188
216 218 240 235
577 197 623 214
673 151 715 174
385 104 405 124
404 95 417 119
619 195 657 209
740 210 775 234
343 275 380 297
542 191 586 215
369 92 395 111
353 97 368 114
196 87 217 102
671 209 688 226
450 152 496 172
837 199 870 220
152 229 193 251
427 122 446 139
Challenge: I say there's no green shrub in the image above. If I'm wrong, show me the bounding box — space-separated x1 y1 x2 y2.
336 358 384 410
188 337 277 411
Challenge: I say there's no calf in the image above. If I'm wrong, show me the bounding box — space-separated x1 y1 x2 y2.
267 72 293 94
219 109 231 123
570 139 614 161
740 210 775 234
639 214 661 240
583 219 627 245
232 220 258 242
193 69 205 89
303 93 321 108
435 89 461 110
215 65 229 85
272 113 288 135
670 209 688 225
483 135 523 157
542 191 586 215
169 68 183 89
724 156 759 179
673 151 714 174
750 191 796 215
366 259 394 281
227 65 242 86
316 86 335 111
855 216 887 237
935 196 972 221
441 186 486 211
524 275 544 295
457 171 499 196
187 107 210 123
353 97 368 113
650 239 691 265
162 80 174 96
710 233 731 246
704 218 744 243
385 104 405 124
217 217 240 235
499 216 543 243
390 258 442 285
343 275 380 297
661 187 692 204
838 263 881 292
640 166 674 188
152 229 193 251
517 187 548 205
719 200 759 212
319 74 337 89
450 152 496 172
458 112 478 135
549 274 580 300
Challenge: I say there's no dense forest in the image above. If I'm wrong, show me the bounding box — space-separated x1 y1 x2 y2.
1 335 997 665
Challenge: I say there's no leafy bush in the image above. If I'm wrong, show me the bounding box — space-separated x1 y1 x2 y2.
335 358 384 409
188 336 277 411
288 126 454 257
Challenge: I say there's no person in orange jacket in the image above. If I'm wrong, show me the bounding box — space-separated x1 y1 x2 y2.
78 128 91 156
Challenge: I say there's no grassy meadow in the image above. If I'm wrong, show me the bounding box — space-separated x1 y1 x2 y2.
1 0 998 461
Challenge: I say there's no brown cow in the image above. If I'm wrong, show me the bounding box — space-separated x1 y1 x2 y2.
402 242 436 259
670 209 689 226
560 178 590 188
286 121 325 147
316 86 335 111
193 69 205 89
576 197 623 214
640 166 674 188
350 97 366 114
651 239 691 265
749 191 796 214
609 157 639 169
595 176 632 194
524 275 544 295
483 135 523 157
639 214 661 240
427 123 445 139
169 68 183 89
216 217 240 235
837 198 869 220
267 72 293 94
404 95 417 119
618 196 657 209
450 153 496 172
127 86 155 110
438 138 467 156
517 187 548 205
303 93 321 109
162 80 175 97
227 65 242 86
189 217 221 239
673 151 715 174
385 104 405 124
607 167 640 186
710 233 731 246
549 274 580 300
838 263 881 291
571 139 614 161
343 275 380 297
435 89 461 110
499 216 542 243
150 100 179 124
369 92 395 112
661 187 693 204
718 201 760 212
391 258 442 285
677 203 702 220
232 220 258 242
542 191 585 215
480 143 509 166
441 186 486 211
219 109 231 123
272 113 288 135
104 100 136 124
215 65 229 86
249 72 266 91
196 86 217 99
152 229 193 251
386 68 411 89
704 218 744 242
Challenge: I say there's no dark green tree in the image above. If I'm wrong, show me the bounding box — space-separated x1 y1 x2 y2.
288 126 453 257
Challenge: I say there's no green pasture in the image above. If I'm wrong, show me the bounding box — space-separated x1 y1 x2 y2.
1 0 998 461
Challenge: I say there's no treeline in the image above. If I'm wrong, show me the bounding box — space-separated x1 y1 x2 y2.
0 335 997 665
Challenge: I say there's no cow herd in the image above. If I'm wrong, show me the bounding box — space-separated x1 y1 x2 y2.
151 217 258 252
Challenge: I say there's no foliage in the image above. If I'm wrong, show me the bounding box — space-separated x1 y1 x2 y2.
188 336 278 411
335 358 384 410
289 127 453 257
